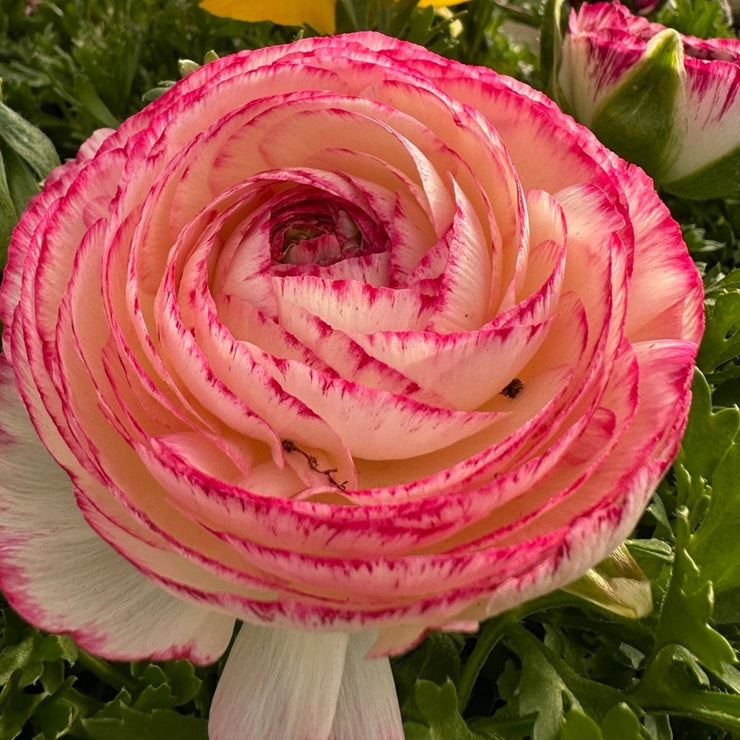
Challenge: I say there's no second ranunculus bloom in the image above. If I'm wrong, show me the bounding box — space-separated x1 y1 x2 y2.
0 31 703 739
557 0 740 199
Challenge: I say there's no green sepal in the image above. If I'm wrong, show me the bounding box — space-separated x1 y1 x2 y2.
590 28 683 182
664 143 740 200
561 544 653 619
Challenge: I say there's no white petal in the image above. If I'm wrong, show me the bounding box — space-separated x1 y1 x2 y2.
209 625 349 740
330 632 404 740
0 360 235 663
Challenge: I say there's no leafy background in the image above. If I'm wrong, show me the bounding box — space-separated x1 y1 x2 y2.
1 0 739 737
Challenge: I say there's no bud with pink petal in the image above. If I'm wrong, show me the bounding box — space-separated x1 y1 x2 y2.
555 0 740 199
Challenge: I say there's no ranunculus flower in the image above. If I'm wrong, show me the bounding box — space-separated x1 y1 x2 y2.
0 31 703 739
199 0 465 34
556 1 740 199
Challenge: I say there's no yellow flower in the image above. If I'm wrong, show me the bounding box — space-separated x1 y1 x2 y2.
199 0 463 34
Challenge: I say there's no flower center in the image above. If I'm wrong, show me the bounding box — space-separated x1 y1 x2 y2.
272 210 363 266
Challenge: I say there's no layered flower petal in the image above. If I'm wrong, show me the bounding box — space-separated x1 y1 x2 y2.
0 30 702 738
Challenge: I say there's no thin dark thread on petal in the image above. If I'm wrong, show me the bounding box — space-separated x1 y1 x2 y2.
282 439 347 490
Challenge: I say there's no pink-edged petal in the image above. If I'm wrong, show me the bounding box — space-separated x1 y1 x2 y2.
668 56 740 182
0 359 235 663
618 164 705 343
559 3 647 127
209 625 349 740
274 274 435 333
425 181 493 332
357 318 553 411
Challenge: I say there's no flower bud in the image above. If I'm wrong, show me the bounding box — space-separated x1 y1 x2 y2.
555 1 740 199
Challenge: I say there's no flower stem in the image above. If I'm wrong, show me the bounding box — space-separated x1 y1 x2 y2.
76 649 138 693
456 611 517 713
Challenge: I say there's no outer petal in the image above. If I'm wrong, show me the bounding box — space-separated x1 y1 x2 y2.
330 631 404 740
210 625 349 740
0 359 235 663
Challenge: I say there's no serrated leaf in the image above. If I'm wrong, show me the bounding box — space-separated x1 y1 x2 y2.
402 679 479 740
654 539 736 678
677 370 740 480
634 645 740 734
0 672 47 740
600 703 644 740
560 708 602 740
157 660 202 706
0 636 36 685
33 678 78 740
392 632 463 708
79 699 208 740
643 713 672 740
689 441 740 595
504 625 631 740
698 289 740 374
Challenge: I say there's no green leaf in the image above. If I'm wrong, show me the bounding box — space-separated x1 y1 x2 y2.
697 289 740 375
561 703 644 740
0 100 60 181
403 679 480 740
335 0 370 31
128 661 202 712
393 631 463 708
653 527 736 679
590 29 683 183
504 624 631 740
633 645 740 734
560 708 602 740
71 74 120 129
600 703 645 740
689 441 740 595
79 697 208 740
32 677 79 740
677 370 740 480
656 0 734 39
0 671 47 740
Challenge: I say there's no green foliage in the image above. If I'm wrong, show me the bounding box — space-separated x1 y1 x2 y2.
656 0 734 39
0 0 296 159
0 85 60 261
455 0 541 87
0 601 219 739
